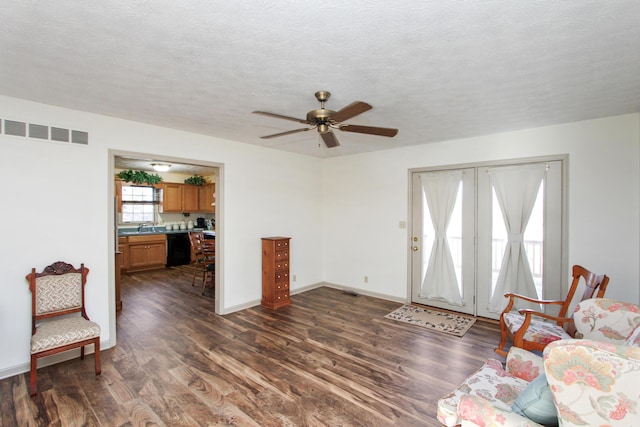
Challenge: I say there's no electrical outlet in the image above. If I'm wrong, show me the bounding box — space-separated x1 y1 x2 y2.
364 275 368 283
293 274 296 282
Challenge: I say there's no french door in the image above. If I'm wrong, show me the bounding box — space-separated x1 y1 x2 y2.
410 159 564 320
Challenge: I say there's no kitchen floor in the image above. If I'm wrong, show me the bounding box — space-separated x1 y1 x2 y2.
123 264 215 299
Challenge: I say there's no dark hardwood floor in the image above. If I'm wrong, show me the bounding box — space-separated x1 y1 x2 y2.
1 266 504 426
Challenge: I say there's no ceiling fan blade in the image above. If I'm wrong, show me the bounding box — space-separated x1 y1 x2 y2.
260 127 313 139
339 124 398 137
321 131 340 148
329 101 372 123
253 111 313 125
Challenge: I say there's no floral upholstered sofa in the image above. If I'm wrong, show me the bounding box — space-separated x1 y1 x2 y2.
437 298 640 426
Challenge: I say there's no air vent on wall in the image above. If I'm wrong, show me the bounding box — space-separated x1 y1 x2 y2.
4 120 26 137
0 118 88 145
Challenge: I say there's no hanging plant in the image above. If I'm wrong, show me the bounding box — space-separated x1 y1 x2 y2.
184 175 207 186
117 169 163 185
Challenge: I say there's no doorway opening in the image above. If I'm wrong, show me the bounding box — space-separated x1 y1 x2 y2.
110 150 224 335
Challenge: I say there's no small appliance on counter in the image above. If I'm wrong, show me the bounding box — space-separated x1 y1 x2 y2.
196 217 206 229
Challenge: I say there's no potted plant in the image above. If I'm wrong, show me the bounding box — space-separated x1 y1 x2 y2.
184 175 207 186
117 170 163 185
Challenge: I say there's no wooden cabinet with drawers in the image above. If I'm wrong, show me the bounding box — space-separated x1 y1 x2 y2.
261 237 291 309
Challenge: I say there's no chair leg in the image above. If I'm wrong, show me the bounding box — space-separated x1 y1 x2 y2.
29 354 37 397
202 269 208 295
192 263 198 286
94 339 101 376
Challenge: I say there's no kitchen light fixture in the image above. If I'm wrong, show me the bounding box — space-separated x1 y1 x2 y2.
151 163 171 172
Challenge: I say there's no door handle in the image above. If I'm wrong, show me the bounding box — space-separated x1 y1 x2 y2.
412 246 419 251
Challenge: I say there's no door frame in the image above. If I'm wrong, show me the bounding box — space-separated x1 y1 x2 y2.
107 149 224 349
406 154 569 318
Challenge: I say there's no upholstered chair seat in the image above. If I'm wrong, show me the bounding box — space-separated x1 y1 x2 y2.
31 316 100 353
502 311 572 346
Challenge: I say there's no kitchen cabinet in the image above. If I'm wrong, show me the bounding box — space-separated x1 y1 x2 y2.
159 183 183 213
126 234 167 272
118 236 129 271
182 185 199 212
198 183 216 213
158 182 213 213
261 237 291 309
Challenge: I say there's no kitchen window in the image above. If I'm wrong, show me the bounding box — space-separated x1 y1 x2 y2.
121 185 158 223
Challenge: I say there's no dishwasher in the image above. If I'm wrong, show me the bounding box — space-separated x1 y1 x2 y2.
166 232 192 267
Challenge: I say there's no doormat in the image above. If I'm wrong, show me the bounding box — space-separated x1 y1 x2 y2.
384 304 476 337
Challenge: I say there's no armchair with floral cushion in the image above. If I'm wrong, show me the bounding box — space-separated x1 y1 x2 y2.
436 346 546 426
437 298 640 426
542 338 640 426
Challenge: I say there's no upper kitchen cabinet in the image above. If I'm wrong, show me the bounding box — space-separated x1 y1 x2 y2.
159 183 183 213
182 185 199 212
198 183 216 213
158 182 214 213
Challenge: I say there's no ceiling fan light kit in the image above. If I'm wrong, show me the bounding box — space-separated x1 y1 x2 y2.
253 90 398 148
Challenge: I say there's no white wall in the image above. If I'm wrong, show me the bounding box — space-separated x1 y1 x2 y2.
2 94 638 379
0 95 324 377
324 114 640 305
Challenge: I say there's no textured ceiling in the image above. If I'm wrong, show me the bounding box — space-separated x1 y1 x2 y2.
1 1 640 158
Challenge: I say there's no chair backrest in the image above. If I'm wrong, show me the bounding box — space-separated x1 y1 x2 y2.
192 231 215 262
574 298 640 343
26 261 90 333
544 339 640 426
188 231 205 260
560 264 609 334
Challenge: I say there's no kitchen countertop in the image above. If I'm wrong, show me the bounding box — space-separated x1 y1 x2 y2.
118 227 215 237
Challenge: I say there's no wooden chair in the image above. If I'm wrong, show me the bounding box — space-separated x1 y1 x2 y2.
26 261 101 396
494 264 609 357
188 231 215 295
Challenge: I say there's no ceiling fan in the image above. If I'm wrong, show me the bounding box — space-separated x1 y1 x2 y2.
252 91 398 148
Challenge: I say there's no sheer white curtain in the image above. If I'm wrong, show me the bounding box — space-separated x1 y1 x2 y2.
488 164 547 313
419 171 463 306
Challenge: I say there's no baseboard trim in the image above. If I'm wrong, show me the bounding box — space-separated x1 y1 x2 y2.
321 281 407 304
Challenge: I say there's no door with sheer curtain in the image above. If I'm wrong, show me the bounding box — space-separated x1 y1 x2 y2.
410 159 564 320
410 168 475 315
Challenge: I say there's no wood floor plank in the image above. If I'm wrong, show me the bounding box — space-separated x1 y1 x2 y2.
1 265 505 426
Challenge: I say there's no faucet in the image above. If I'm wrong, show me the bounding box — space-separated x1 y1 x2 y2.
138 223 147 232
